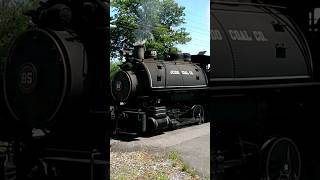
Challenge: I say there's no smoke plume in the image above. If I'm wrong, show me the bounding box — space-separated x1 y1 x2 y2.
133 0 160 46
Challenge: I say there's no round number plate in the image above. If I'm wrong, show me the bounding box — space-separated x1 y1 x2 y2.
18 63 37 94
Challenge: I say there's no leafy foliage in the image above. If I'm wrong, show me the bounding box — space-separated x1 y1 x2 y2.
110 0 191 59
0 0 39 64
110 61 121 79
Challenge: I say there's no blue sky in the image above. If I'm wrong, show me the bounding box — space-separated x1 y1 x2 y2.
175 0 210 55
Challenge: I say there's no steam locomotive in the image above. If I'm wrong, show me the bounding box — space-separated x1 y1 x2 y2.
110 47 209 133
111 1 320 180
1 0 320 179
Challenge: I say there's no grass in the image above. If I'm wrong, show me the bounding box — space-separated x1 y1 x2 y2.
181 163 188 172
169 151 179 167
169 151 179 161
111 174 126 180
168 150 201 179
158 174 170 180
189 168 197 177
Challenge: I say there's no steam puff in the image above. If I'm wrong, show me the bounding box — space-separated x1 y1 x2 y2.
134 0 159 45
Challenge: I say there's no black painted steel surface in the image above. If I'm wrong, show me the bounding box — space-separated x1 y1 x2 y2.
211 2 313 83
3 29 87 128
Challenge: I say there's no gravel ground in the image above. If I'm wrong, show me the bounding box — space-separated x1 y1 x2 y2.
110 151 207 180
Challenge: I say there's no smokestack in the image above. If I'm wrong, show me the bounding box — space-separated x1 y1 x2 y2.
133 44 145 59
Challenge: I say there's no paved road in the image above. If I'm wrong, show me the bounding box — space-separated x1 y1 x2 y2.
170 132 210 178
110 123 210 178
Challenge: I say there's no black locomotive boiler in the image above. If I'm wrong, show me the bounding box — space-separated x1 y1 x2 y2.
4 29 88 129
111 48 209 133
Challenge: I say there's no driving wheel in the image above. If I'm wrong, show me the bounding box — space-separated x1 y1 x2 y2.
260 137 301 180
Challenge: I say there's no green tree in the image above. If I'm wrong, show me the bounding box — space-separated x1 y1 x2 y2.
110 61 121 79
110 0 191 59
0 0 39 64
